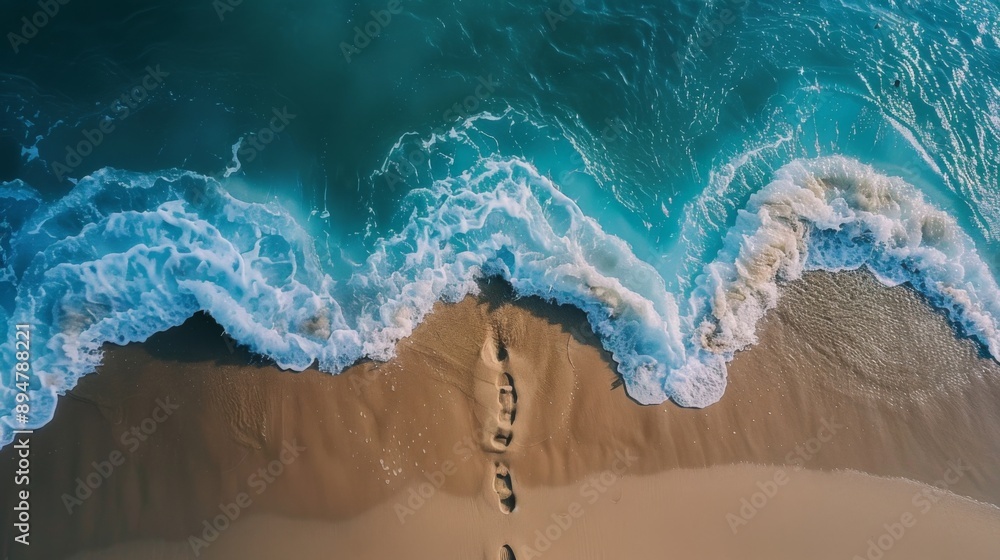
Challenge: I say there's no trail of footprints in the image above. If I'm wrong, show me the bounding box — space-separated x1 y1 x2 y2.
491 342 518 559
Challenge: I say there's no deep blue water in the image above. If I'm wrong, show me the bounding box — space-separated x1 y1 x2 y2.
1 0 1000 445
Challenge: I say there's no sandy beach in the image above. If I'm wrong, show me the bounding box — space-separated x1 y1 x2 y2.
6 0 1000 558
3 270 1000 559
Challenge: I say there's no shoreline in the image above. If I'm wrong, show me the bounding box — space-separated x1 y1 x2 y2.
3 270 1000 559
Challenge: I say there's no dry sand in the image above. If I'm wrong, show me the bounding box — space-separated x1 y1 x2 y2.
3 270 1000 559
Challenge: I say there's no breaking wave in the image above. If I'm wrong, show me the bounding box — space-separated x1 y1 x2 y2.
2 154 999 446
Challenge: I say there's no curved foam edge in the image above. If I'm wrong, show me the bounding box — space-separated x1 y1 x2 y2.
1 155 999 446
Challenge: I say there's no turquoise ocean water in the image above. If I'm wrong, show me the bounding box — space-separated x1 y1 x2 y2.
1 0 1000 445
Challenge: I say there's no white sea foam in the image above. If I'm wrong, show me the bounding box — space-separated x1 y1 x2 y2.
2 155 999 447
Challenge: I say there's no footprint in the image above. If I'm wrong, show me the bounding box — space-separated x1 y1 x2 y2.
493 425 513 448
499 544 516 560
498 372 517 423
495 339 508 361
492 372 517 448
493 463 516 514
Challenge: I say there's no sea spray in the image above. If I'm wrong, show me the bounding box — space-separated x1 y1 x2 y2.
3 155 1000 447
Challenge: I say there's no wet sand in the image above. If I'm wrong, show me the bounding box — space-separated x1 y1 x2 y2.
3 270 1000 559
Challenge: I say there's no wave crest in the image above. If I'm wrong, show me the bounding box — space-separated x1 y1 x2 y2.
2 156 999 446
